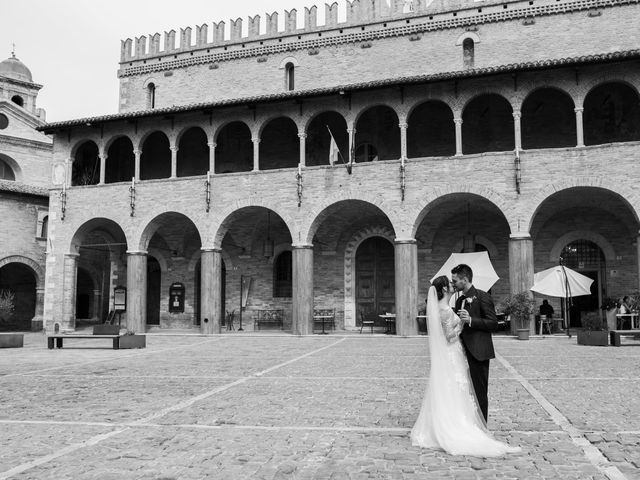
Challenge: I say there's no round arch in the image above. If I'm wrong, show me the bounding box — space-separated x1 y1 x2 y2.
583 81 640 146
521 87 576 149
462 93 514 154
214 121 253 174
0 255 44 289
258 116 299 170
549 231 616 264
305 111 349 167
136 211 203 252
0 153 23 182
69 217 129 255
354 105 401 162
407 100 456 158
212 203 294 249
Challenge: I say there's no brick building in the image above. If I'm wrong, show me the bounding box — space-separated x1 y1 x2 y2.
39 0 640 335
0 52 51 331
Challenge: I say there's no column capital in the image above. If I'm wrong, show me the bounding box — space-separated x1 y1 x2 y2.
394 238 417 245
298 133 307 140
126 250 148 256
398 122 408 129
574 107 584 113
207 142 217 148
347 128 356 134
170 146 179 152
201 247 222 253
64 252 81 259
509 233 531 240
454 118 463 126
133 149 141 156
512 111 522 120
252 137 261 144
291 243 314 250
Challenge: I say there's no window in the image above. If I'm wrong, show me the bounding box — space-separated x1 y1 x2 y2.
0 157 15 180
147 83 156 109
0 113 8 130
285 62 295 91
463 38 475 69
11 95 24 107
273 251 292 297
40 216 48 239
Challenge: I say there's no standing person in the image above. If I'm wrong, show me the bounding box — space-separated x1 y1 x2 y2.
410 275 520 456
451 264 498 423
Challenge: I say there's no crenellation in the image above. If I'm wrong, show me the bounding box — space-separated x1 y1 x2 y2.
135 36 147 58
346 0 361 23
326 2 339 26
164 30 176 52
150 33 161 55
121 39 132 62
305 6 318 30
230 18 243 41
180 27 192 50
196 25 208 47
248 15 261 38
213 22 225 44
266 12 279 36
285 9 297 32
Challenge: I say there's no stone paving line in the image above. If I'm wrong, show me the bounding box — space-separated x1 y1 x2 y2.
495 353 628 480
0 337 347 480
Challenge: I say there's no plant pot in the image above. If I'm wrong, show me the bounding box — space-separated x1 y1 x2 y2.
605 309 618 331
516 328 529 340
93 324 121 335
577 330 608 346
119 335 146 349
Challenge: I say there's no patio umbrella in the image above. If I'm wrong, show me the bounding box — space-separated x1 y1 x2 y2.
430 251 500 292
530 265 593 337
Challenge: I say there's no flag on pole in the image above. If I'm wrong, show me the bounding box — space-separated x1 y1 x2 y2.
328 130 339 166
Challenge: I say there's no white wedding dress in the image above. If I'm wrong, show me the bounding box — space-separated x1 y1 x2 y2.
410 286 521 457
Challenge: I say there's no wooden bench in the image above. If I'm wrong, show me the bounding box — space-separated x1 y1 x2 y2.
609 330 640 347
47 334 123 349
253 309 284 330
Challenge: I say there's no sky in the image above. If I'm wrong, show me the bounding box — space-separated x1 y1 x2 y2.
2 0 339 122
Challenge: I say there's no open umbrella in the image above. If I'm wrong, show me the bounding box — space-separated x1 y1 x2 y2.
430 251 499 292
530 265 593 337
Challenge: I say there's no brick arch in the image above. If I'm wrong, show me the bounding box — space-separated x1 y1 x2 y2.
549 231 616 264
175 124 210 145
411 186 515 237
353 103 400 126
517 85 577 112
135 210 204 252
301 192 399 245
406 98 455 123
213 119 253 142
69 138 100 160
0 153 23 182
69 216 131 255
342 225 395 328
458 89 516 113
577 75 640 107
303 109 349 132
0 255 44 289
103 134 135 153
524 179 640 233
257 114 301 138
136 129 171 152
210 199 296 249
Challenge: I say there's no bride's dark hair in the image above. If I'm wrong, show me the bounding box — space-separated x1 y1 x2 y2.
431 275 451 301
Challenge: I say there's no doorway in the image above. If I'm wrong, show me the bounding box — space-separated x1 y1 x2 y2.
356 237 395 327
146 256 161 325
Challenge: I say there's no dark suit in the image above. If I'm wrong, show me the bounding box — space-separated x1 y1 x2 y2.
454 286 498 422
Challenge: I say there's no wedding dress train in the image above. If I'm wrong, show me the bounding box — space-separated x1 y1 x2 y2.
410 287 521 457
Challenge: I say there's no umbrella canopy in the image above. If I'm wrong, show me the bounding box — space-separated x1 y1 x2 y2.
530 265 593 298
430 251 500 292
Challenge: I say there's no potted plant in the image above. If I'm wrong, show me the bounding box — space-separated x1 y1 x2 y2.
500 292 535 340
577 312 608 346
601 297 619 331
118 329 146 349
0 289 15 325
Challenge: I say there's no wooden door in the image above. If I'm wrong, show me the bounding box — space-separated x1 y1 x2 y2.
356 237 395 326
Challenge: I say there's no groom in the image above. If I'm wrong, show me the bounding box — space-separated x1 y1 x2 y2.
451 264 498 422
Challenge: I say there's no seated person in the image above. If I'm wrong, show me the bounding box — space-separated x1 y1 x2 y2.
539 299 554 318
619 296 632 314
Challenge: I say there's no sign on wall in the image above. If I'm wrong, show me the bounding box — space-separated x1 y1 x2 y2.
169 282 185 313
114 286 127 312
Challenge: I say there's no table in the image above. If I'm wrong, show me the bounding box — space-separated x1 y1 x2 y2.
416 315 428 335
616 313 639 329
379 314 396 334
313 315 333 334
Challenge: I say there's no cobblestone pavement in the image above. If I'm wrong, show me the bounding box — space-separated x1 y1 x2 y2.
0 332 638 479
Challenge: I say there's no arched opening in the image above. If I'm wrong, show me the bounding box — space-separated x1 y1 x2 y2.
462 38 474 69
105 137 135 184
215 121 253 173
584 82 640 146
356 237 395 328
11 95 24 107
306 112 349 167
215 206 293 330
141 131 171 180
355 106 400 162
71 218 128 329
147 83 156 109
273 250 292 298
177 127 209 177
285 62 295 91
72 141 100 186
146 256 161 325
522 88 576 149
407 101 456 158
260 117 299 170
140 212 202 328
530 187 640 327
462 94 514 154
0 263 36 331
40 216 48 239
0 156 16 181
75 267 95 320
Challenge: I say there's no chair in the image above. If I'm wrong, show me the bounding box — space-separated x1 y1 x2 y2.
225 310 235 331
359 311 374 334
539 314 553 335
313 308 335 332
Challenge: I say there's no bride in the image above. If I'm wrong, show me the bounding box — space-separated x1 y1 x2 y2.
410 275 521 457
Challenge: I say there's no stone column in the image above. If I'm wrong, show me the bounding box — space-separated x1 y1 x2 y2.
513 111 522 151
399 122 408 160
298 133 307 167
98 155 106 185
252 137 261 171
170 146 178 178
126 251 147 333
292 245 314 335
62 253 80 331
200 248 222 334
92 289 101 321
208 142 216 174
575 107 585 147
31 287 45 331
347 128 356 163
394 239 418 336
508 234 535 335
134 149 141 181
454 118 463 156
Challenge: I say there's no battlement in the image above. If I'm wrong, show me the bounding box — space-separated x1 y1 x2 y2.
119 0 528 63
